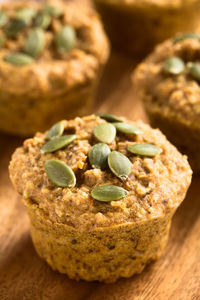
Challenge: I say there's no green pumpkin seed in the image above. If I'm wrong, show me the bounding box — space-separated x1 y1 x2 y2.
5 19 26 38
96 113 123 123
24 28 45 58
113 122 142 135
4 53 34 66
47 121 65 139
34 12 51 29
0 36 5 48
187 62 200 81
163 56 185 75
173 33 200 44
45 160 76 188
91 185 128 202
128 143 163 157
108 151 132 180
16 8 36 25
56 25 76 53
89 143 110 169
43 5 62 17
93 123 116 144
41 135 76 153
0 10 8 28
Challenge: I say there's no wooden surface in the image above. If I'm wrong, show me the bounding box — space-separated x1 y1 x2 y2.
0 51 200 300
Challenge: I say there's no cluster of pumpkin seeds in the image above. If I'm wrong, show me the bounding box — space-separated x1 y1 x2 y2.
163 33 200 81
0 4 77 66
42 114 162 203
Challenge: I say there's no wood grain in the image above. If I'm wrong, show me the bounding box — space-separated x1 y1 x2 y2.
0 52 199 300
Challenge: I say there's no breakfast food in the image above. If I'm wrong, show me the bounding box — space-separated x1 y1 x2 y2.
9 114 192 282
133 33 200 172
0 1 109 136
93 0 200 56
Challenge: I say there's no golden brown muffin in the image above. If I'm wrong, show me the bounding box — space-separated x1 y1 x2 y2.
93 0 200 57
0 1 109 136
133 33 200 172
9 114 192 282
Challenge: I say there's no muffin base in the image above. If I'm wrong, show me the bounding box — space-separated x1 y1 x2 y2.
94 1 200 57
0 81 96 137
25 198 174 283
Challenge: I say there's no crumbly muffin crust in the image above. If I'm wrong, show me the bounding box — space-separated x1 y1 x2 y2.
0 1 109 136
133 38 200 129
133 36 200 171
0 0 109 97
9 114 192 282
9 115 192 231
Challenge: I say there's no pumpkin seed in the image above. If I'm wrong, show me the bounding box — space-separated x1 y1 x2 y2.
96 113 123 123
56 25 76 53
128 143 163 157
113 122 142 135
16 8 36 25
45 160 76 188
47 121 65 139
34 12 51 29
93 123 116 144
4 53 34 66
163 56 185 75
43 5 62 17
89 143 110 169
24 28 45 57
0 36 5 48
5 18 26 38
0 10 8 28
173 33 200 44
187 62 200 81
41 135 76 153
91 185 128 202
108 151 132 180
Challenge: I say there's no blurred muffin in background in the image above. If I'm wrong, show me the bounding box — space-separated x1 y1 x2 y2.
0 0 109 136
93 0 200 58
133 32 200 172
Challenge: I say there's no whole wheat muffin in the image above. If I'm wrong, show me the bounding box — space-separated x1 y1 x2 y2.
9 114 192 282
93 0 200 57
133 33 200 172
0 1 109 136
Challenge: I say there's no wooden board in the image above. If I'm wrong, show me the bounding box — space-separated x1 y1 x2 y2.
0 51 200 300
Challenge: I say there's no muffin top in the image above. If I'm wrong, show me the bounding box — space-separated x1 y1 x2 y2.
0 0 109 96
133 33 200 131
9 115 192 231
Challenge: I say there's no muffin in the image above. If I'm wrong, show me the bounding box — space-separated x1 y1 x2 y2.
0 1 109 136
9 114 192 282
133 33 200 172
93 0 200 57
